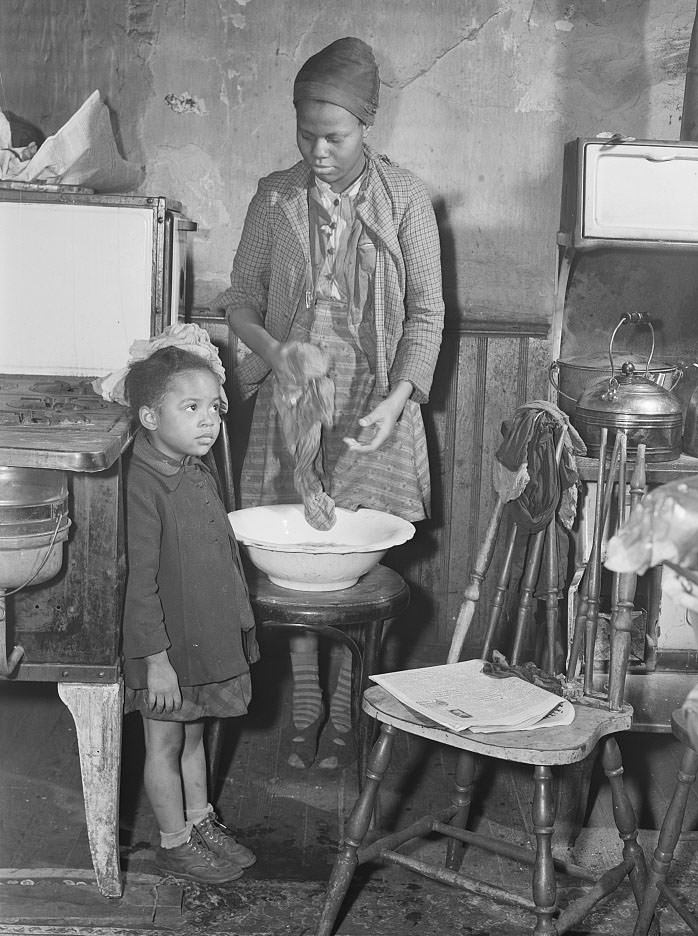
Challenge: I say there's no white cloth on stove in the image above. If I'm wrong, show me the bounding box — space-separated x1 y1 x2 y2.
93 323 228 412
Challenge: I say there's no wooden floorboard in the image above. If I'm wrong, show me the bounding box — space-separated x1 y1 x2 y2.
3 650 698 933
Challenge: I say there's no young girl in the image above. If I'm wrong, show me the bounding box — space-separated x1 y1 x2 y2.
122 345 259 884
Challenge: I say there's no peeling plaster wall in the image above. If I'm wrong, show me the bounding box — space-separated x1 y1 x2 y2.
1 0 695 329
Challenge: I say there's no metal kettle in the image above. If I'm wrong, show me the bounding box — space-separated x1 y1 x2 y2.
574 313 683 462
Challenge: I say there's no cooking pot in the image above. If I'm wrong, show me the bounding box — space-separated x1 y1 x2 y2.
573 314 683 462
670 361 698 456
0 466 70 587
549 353 681 420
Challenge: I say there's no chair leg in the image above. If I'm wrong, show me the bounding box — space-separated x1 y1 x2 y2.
633 745 698 936
553 751 598 860
601 736 648 908
532 765 558 936
445 749 477 871
316 722 397 936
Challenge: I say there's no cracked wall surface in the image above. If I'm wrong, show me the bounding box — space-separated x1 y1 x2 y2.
0 0 695 324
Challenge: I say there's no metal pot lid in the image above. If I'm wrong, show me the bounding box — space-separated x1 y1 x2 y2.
576 362 683 419
556 351 676 372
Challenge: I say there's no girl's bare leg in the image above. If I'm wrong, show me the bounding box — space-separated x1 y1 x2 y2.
142 716 186 833
181 719 208 814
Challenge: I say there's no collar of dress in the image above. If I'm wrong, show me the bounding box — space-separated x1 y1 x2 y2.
278 150 401 263
313 167 365 208
131 429 205 491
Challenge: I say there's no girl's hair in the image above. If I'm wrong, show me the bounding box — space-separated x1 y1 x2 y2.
123 346 219 417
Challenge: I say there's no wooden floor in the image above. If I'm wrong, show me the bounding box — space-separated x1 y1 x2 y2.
3 642 698 934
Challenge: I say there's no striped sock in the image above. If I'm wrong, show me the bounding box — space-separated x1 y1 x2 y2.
329 646 353 733
290 650 322 729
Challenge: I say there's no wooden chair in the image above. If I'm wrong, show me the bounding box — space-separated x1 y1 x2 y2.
315 429 651 936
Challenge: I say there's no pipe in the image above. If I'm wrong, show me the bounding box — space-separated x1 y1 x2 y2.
0 590 24 677
681 1 698 141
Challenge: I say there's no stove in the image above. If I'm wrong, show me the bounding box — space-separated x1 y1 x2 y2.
0 373 131 897
0 374 130 470
0 371 132 684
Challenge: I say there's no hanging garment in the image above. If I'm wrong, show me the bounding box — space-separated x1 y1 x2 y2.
495 401 585 596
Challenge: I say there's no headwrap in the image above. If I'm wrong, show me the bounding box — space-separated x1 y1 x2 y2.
293 37 380 126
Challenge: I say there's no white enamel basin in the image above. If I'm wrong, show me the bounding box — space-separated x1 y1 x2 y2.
228 504 415 591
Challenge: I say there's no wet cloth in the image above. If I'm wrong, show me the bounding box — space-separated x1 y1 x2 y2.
122 431 258 699
272 341 336 529
243 301 429 519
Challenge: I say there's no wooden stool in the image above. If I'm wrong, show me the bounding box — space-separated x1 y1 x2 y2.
249 563 410 780
206 564 409 787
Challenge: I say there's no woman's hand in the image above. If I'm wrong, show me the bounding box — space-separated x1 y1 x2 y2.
145 651 182 714
343 380 413 454
269 341 302 386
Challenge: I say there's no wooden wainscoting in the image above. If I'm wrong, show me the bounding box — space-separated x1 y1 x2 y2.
383 320 551 670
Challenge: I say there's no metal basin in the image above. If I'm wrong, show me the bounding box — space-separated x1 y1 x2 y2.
0 466 70 587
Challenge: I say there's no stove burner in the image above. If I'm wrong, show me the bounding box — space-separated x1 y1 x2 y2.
0 374 127 434
0 375 132 471
8 411 92 427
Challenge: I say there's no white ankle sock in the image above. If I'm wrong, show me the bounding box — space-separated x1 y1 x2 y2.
160 825 190 849
186 803 213 826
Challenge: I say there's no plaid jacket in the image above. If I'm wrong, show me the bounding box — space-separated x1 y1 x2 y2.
216 148 444 403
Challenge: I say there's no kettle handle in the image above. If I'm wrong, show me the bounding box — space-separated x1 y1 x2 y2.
608 312 655 381
548 362 578 403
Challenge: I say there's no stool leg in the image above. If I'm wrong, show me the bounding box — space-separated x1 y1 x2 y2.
316 722 397 936
357 619 384 785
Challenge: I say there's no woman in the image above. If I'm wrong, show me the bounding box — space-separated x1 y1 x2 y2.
216 37 444 769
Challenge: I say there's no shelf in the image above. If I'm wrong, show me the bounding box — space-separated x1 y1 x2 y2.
576 452 698 484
